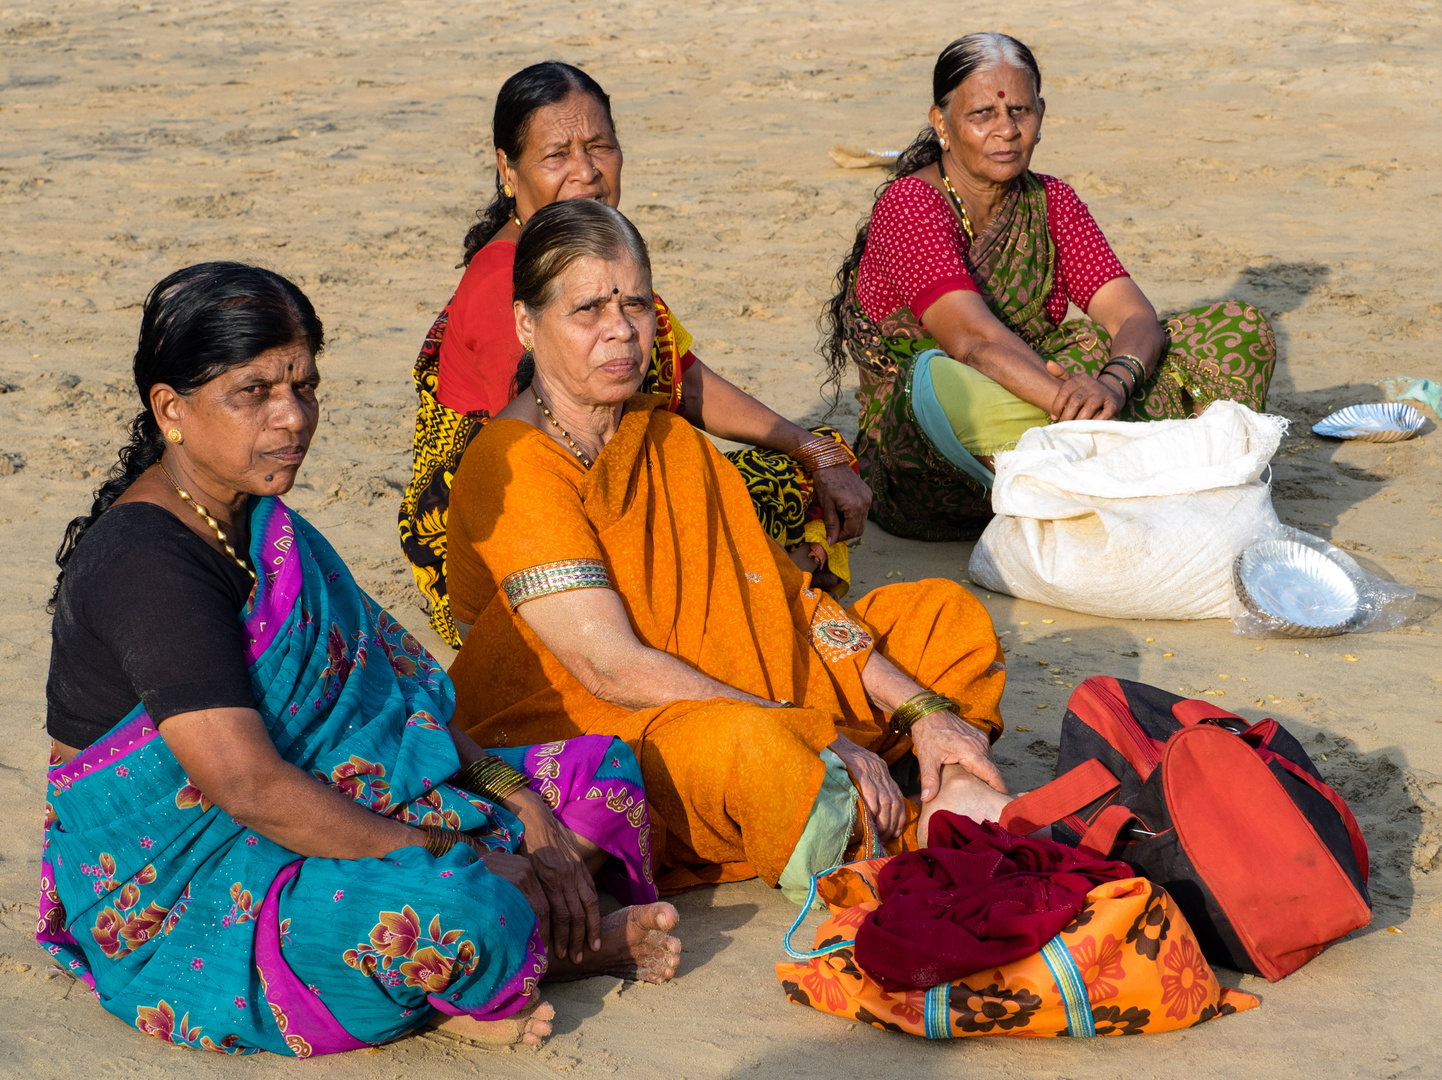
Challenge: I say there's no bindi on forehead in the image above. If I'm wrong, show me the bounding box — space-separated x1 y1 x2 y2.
997 90 1005 98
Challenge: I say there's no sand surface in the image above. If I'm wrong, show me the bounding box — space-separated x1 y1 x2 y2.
3 0 1441 1076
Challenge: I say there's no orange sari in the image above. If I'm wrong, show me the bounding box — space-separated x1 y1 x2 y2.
446 394 1006 893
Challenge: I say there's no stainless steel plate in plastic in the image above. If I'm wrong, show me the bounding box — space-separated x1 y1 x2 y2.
1232 539 1361 637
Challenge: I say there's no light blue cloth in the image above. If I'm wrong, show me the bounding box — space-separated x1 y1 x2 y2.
909 349 999 491
778 749 858 907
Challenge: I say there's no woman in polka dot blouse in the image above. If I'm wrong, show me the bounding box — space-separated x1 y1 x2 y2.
821 33 1277 541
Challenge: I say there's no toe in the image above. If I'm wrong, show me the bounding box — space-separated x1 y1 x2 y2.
641 902 680 932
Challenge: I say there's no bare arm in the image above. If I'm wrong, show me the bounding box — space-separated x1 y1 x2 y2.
849 648 1005 824
920 289 1067 413
516 586 781 711
920 280 1165 424
681 360 871 543
159 706 423 858
1084 276 1166 375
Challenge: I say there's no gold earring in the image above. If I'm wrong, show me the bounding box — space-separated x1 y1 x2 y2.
522 340 532 351
504 183 514 198
166 428 183 444
940 138 948 149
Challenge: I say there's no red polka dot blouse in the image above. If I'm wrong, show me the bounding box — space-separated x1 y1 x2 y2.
855 174 1128 327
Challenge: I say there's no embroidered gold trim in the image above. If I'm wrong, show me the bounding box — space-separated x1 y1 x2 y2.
501 559 611 610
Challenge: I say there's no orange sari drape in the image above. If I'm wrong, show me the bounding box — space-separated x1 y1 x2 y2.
446 395 1006 892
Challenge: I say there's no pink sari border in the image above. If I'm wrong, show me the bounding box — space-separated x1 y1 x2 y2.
244 502 304 667
254 860 368 1057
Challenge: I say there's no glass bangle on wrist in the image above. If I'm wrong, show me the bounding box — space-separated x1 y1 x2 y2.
1099 368 1132 396
887 690 961 735
788 435 855 474
453 755 530 803
421 824 461 857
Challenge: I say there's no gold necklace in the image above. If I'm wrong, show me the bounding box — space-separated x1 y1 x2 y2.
157 460 257 582
533 392 594 468
939 170 976 243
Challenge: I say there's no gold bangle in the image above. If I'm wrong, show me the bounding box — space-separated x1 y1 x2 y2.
887 690 960 736
422 824 461 857
789 435 855 473
454 756 530 803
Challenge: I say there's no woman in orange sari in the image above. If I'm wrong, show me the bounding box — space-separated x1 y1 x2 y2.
446 199 1017 898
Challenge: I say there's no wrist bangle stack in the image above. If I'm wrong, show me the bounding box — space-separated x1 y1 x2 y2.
789 435 855 474
1099 368 1132 395
1104 354 1148 400
887 690 960 736
453 755 530 803
422 824 461 857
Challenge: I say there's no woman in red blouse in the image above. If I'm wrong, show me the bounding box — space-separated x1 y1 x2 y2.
401 63 871 644
822 33 1276 541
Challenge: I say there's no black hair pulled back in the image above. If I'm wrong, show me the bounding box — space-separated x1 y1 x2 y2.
508 199 652 397
461 61 615 267
50 261 323 607
819 33 1041 406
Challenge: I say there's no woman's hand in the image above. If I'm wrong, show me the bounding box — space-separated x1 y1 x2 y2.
507 788 602 964
910 711 1007 803
475 846 552 943
813 464 872 544
828 734 906 841
1045 362 1126 422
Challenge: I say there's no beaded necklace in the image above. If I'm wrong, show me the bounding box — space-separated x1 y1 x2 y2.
533 391 594 469
939 169 977 243
157 460 257 582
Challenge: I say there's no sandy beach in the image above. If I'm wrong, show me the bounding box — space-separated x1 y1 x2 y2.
2 0 1440 1075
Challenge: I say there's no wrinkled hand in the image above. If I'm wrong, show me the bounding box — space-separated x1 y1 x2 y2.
475 847 551 942
813 464 872 544
828 734 905 840
1046 361 1126 422
510 788 601 964
910 711 1007 803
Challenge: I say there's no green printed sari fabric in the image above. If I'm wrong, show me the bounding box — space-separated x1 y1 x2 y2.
845 171 1277 542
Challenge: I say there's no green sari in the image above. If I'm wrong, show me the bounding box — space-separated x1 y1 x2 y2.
844 172 1276 542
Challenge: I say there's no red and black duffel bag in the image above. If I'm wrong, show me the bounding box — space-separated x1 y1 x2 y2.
999 676 1371 981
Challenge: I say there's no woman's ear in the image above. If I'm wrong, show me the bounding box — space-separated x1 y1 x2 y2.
514 301 536 350
149 383 182 429
928 103 947 144
496 149 515 196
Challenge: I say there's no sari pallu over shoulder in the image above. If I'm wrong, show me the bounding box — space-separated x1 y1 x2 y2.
846 171 1276 542
38 497 652 1055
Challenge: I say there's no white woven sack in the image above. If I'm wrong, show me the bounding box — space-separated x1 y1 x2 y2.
969 401 1289 620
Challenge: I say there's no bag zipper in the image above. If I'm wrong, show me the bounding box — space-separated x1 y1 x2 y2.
1088 678 1164 778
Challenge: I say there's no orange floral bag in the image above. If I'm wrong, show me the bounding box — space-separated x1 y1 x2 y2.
776 858 1258 1038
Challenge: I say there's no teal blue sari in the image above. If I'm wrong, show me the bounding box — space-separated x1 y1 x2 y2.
38 497 654 1055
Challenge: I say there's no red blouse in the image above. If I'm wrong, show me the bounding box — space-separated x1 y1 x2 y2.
855 174 1128 328
436 239 698 416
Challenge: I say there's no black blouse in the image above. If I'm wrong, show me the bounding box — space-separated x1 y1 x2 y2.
46 501 257 749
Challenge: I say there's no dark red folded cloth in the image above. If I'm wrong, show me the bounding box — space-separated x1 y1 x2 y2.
854 812 1134 991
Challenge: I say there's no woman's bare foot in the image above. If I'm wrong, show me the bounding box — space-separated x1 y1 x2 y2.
547 902 681 984
427 999 555 1048
917 763 1014 847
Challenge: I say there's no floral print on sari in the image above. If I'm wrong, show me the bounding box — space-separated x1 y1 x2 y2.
39 497 655 1055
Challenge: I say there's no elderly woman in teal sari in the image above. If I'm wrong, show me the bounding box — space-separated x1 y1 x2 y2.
822 33 1277 540
39 263 679 1056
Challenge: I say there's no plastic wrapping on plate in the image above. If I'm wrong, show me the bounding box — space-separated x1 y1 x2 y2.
1230 525 1416 638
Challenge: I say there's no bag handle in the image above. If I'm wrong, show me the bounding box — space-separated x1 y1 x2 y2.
1000 758 1120 835
1172 698 1250 731
1076 803 1143 859
781 864 866 960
